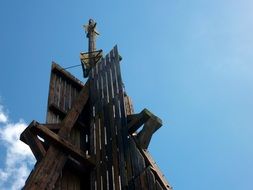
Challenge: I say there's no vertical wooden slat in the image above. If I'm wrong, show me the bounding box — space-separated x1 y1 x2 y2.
109 50 127 189
101 58 113 190
106 54 120 190
114 46 133 187
89 65 99 190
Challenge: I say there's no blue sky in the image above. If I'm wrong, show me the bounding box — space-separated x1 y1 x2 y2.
0 0 253 189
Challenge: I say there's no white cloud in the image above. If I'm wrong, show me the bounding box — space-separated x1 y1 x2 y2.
0 105 35 190
0 106 7 123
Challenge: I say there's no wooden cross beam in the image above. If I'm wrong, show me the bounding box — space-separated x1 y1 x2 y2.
21 83 92 190
21 121 95 166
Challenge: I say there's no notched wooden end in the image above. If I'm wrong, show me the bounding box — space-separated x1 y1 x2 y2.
136 116 163 149
20 120 38 143
127 109 152 134
20 120 46 161
127 108 163 149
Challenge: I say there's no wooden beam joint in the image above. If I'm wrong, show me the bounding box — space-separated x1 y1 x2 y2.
22 120 95 168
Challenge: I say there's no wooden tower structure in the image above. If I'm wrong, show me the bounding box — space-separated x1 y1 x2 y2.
20 19 172 190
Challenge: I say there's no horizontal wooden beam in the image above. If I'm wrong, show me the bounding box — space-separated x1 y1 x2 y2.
48 103 87 129
48 103 67 118
30 122 95 168
40 123 61 131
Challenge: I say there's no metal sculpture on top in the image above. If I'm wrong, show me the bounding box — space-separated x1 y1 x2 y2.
81 19 103 77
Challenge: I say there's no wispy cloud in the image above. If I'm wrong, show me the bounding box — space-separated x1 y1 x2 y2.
0 105 35 190
0 106 7 123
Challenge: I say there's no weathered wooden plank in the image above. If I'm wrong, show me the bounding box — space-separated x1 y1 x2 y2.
101 57 114 190
41 123 61 131
63 81 68 111
95 63 107 190
60 76 65 111
106 53 120 190
113 46 133 187
95 117 102 190
103 103 114 190
89 63 99 190
103 57 115 190
110 49 130 190
47 66 57 111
